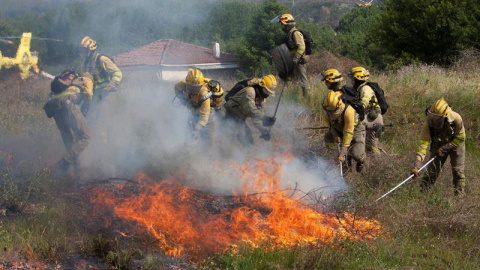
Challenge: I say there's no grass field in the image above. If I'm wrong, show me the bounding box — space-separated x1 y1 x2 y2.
0 53 479 269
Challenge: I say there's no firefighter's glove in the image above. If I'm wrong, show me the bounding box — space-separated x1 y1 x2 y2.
263 116 276 127
192 124 202 141
437 143 453 157
293 54 302 65
338 146 349 162
260 130 271 141
103 81 119 91
411 160 423 177
301 55 310 64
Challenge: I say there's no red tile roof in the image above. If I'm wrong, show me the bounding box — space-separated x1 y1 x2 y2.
114 39 236 67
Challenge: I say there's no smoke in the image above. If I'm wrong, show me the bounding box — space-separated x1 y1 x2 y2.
77 72 346 203
41 0 347 201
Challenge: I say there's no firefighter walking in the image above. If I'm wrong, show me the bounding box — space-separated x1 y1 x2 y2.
43 70 94 177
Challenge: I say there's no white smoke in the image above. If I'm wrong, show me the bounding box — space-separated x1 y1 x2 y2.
78 73 346 203
44 0 348 201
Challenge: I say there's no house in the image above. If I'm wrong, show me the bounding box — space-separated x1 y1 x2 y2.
113 39 238 87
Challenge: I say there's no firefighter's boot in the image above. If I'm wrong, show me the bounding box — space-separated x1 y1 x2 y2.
51 158 70 177
454 180 466 197
72 161 84 179
356 161 364 172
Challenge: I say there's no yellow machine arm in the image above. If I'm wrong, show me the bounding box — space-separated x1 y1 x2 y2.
0 32 39 80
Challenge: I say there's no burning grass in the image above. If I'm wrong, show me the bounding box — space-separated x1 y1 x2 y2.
88 153 382 261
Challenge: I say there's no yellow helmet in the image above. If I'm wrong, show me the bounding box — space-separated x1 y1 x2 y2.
349 66 370 81
321 69 343 83
259 74 277 95
429 98 450 117
323 91 343 111
185 68 204 85
279 14 295 26
427 98 449 129
80 36 97 51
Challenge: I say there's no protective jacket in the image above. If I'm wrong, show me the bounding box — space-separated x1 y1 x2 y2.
175 80 211 127
323 104 359 148
223 80 269 135
43 76 92 167
415 110 466 162
358 82 380 110
50 76 94 103
82 52 122 89
285 27 306 56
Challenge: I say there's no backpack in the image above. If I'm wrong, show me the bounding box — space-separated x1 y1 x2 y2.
341 86 365 121
365 82 389 114
224 80 250 102
50 69 78 94
285 29 314 55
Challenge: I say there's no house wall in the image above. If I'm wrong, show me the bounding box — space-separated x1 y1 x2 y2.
120 68 168 91
120 66 238 89
161 70 188 81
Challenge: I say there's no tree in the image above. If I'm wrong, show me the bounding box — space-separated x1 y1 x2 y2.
334 5 381 67
234 0 287 76
372 0 480 67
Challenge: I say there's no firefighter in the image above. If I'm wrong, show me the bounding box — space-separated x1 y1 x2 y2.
411 98 466 196
348 67 384 157
223 75 277 146
43 71 94 177
279 14 310 97
322 90 366 172
78 36 122 101
320 68 344 93
174 68 214 145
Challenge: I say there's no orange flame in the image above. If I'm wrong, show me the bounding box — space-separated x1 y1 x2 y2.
90 153 382 259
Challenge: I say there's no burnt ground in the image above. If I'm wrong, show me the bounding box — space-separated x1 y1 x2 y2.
0 53 361 269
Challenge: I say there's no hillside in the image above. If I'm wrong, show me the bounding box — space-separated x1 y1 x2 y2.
1 0 373 28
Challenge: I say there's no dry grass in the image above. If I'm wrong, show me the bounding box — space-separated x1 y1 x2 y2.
1 52 480 269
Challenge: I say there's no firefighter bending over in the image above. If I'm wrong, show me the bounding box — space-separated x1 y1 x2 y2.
322 90 366 172
174 68 215 145
223 75 277 146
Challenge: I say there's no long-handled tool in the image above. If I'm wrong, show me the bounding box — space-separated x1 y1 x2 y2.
296 126 330 130
338 143 343 178
263 80 287 127
375 157 436 202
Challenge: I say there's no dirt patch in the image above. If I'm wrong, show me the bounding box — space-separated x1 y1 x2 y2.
308 50 362 77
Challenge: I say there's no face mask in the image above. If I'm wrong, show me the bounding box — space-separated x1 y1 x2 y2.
261 88 272 98
427 113 445 129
